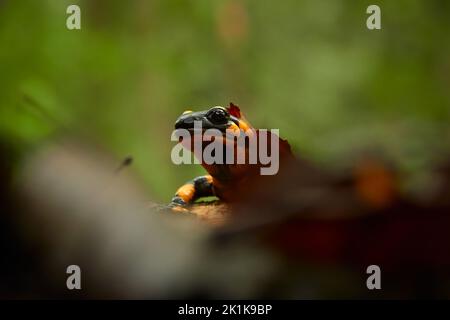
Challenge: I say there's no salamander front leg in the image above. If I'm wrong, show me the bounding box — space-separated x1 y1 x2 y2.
169 175 214 210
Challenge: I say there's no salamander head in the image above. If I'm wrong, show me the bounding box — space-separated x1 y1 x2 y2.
175 104 249 133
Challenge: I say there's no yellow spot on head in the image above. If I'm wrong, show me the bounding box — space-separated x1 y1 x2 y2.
182 110 193 115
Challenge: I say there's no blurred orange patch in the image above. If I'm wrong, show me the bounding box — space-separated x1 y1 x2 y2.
216 0 249 49
354 158 397 208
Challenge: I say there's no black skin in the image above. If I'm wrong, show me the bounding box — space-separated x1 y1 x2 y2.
174 106 240 132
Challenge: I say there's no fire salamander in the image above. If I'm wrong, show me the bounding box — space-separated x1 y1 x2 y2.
170 103 293 209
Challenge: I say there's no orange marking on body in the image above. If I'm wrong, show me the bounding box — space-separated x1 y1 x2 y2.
354 159 396 208
237 119 250 131
238 119 255 137
205 175 213 184
176 183 196 203
228 122 240 134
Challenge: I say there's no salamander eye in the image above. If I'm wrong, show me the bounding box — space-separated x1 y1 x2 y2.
207 107 229 124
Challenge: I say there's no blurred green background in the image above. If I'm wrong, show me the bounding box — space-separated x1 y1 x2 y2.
0 0 449 201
